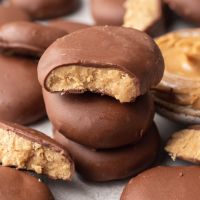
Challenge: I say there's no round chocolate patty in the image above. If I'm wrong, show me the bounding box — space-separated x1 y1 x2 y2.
91 0 125 25
164 0 200 24
0 21 67 57
53 123 160 182
38 26 164 103
121 166 200 200
9 0 78 20
0 55 45 125
0 5 30 27
43 91 154 149
0 167 54 200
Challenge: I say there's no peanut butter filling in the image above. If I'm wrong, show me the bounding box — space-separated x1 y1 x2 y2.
0 129 72 180
123 0 160 31
165 129 200 163
155 31 200 109
46 65 136 103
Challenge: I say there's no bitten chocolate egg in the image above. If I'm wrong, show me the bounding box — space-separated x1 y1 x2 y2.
38 26 164 103
0 120 74 180
91 0 164 36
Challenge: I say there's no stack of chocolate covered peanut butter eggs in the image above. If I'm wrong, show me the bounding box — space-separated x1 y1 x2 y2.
38 26 165 182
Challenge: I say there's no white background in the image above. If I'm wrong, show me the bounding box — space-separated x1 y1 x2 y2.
32 0 194 199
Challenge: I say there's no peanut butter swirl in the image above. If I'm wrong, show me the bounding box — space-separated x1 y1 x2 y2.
155 30 200 109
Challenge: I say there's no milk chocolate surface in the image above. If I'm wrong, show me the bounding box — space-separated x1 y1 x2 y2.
53 123 160 182
0 167 54 200
9 0 78 20
43 91 154 149
121 166 200 200
0 5 30 27
38 26 164 102
0 21 67 57
164 0 200 24
0 55 45 125
91 0 125 25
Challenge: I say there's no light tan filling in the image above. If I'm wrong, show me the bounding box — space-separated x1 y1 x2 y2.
165 129 200 163
46 65 136 103
123 0 159 31
0 129 71 180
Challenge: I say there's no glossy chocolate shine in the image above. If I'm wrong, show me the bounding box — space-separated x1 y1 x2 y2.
0 167 54 200
121 166 200 200
38 26 164 99
0 21 67 57
0 55 45 125
43 91 154 149
53 123 160 182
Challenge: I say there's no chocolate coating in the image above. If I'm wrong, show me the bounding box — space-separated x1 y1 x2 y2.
38 26 164 98
48 20 90 33
0 55 45 125
43 91 154 149
121 166 200 200
155 99 200 124
0 167 54 200
164 0 200 24
0 5 30 27
53 123 160 182
91 0 125 25
0 120 73 160
9 0 78 20
0 21 67 57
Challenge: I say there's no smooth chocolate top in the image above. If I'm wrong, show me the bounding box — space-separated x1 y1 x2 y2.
121 166 200 200
0 167 54 200
48 20 90 33
91 0 125 25
54 123 160 182
0 5 30 27
9 0 78 20
43 91 154 149
38 26 164 97
164 0 200 24
0 55 45 125
0 21 67 57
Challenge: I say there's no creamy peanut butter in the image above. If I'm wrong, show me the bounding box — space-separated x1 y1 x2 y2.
157 33 200 79
155 30 200 109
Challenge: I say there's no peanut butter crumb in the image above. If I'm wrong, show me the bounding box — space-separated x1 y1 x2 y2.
165 129 200 164
123 0 160 31
46 65 137 103
0 129 71 180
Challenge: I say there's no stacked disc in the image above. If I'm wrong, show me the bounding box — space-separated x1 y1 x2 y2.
0 20 67 125
38 26 164 182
